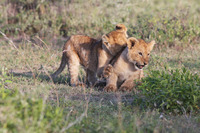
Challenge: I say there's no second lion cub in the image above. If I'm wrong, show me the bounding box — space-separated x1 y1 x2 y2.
103 37 155 92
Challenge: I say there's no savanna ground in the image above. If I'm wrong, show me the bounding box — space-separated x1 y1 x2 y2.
0 0 200 132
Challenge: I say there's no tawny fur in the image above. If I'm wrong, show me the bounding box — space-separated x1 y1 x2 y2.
51 24 128 86
115 24 128 38
103 37 155 92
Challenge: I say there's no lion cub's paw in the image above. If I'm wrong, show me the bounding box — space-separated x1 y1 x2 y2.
103 64 113 78
103 84 117 92
119 86 133 92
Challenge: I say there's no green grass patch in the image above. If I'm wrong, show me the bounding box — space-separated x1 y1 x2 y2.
137 67 200 114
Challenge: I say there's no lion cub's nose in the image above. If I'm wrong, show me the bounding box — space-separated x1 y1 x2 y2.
144 62 147 66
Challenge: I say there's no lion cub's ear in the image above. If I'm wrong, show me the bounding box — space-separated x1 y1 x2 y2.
148 40 156 51
115 24 128 38
127 37 138 49
116 24 127 32
102 34 110 47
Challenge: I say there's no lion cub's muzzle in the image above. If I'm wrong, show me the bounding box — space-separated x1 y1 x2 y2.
136 62 147 69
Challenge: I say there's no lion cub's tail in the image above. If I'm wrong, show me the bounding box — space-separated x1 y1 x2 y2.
51 53 68 80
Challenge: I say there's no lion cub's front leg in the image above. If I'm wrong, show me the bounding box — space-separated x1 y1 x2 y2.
103 64 113 78
119 79 135 92
103 65 117 92
119 70 144 91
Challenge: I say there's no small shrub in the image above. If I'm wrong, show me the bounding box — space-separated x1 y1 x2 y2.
136 67 200 114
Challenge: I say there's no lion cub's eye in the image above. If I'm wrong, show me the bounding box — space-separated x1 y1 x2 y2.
139 52 143 56
148 53 150 56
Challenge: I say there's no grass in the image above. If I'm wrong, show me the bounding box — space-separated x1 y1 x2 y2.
0 34 199 132
0 0 200 132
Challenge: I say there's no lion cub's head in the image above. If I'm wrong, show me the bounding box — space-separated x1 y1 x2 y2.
102 24 128 55
126 37 155 70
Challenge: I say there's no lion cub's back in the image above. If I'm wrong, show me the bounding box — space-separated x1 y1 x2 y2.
63 35 98 67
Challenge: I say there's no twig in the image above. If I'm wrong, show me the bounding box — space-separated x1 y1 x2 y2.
0 31 17 49
0 30 36 83
60 78 91 132
35 36 50 50
60 110 86 132
43 66 60 107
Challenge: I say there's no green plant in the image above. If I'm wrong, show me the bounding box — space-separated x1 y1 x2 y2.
0 67 13 99
0 68 65 133
137 67 200 114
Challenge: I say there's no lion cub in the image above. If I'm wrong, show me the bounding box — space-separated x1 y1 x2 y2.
103 37 155 91
51 24 128 86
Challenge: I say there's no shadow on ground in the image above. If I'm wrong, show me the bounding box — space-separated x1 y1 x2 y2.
8 69 107 87
9 69 69 84
8 69 136 105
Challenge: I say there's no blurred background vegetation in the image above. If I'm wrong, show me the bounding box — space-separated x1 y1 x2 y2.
0 0 200 47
